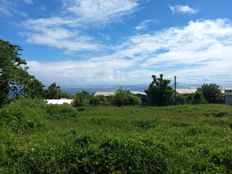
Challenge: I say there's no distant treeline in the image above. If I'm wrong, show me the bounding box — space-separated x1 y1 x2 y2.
0 39 225 107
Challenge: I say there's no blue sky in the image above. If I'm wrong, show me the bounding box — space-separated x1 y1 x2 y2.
1 0 232 87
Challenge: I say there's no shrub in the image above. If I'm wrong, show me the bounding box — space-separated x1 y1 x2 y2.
136 93 148 106
72 91 92 107
175 94 187 105
197 84 224 103
210 148 232 173
192 91 207 104
89 95 110 106
0 99 48 133
0 132 168 174
111 89 141 106
145 74 174 106
45 104 78 120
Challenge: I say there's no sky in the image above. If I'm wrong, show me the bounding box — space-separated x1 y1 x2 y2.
1 0 232 87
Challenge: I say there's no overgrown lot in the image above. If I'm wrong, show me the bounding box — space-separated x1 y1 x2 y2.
0 99 232 173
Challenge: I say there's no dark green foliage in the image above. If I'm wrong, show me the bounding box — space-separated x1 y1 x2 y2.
111 88 141 106
1 103 232 173
89 95 110 106
136 94 148 106
45 104 78 120
145 74 174 106
134 120 158 130
0 39 44 106
60 92 76 99
60 134 167 174
0 132 168 174
175 94 187 105
0 39 26 106
210 148 232 172
0 99 48 132
197 83 224 103
45 83 61 99
72 91 92 107
192 91 207 104
21 75 45 99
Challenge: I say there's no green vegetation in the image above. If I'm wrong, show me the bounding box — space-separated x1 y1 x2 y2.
72 89 141 107
0 99 48 133
111 88 141 106
0 99 232 173
1 39 231 173
197 83 224 103
44 83 61 99
0 39 44 106
145 74 174 106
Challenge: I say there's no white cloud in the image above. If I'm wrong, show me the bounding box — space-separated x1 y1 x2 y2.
0 0 15 16
63 0 139 24
28 19 232 86
22 0 141 52
135 19 158 30
170 5 198 14
22 18 101 52
0 0 29 17
24 0 33 5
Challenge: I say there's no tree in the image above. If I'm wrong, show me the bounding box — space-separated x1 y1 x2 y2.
197 83 224 103
145 74 174 106
111 88 141 106
45 83 61 99
22 75 45 98
0 39 44 106
192 91 207 104
72 91 92 107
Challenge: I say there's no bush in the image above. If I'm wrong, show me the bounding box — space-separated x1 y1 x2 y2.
72 91 92 107
111 89 141 106
210 148 232 172
136 94 148 106
192 91 207 104
0 99 48 133
175 94 187 105
197 84 224 103
45 104 78 120
89 95 110 106
1 133 168 174
145 74 174 106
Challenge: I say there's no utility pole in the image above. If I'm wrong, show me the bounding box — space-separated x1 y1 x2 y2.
174 76 177 105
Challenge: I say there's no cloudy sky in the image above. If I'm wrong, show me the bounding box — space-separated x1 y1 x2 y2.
1 0 232 87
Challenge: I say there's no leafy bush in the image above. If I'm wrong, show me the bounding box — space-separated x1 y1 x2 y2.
136 93 148 106
0 99 48 133
72 91 92 107
145 74 174 106
89 95 110 106
175 94 187 105
192 91 207 104
1 133 168 174
111 89 141 106
45 104 78 120
210 148 232 172
197 83 224 103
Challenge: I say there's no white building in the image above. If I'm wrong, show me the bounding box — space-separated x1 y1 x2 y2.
94 91 116 96
45 98 74 105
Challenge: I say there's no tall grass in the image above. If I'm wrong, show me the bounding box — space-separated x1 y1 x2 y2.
0 99 232 173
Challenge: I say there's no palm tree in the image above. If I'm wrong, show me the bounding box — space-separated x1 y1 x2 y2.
47 83 61 99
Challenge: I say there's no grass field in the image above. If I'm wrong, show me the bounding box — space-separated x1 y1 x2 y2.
52 105 232 173
1 103 232 173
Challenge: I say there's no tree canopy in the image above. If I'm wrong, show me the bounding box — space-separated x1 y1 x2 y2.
45 83 61 99
0 39 44 106
197 83 224 103
145 74 174 106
